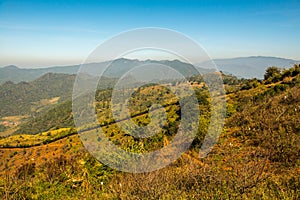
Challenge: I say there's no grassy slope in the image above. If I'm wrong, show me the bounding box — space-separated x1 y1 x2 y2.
0 70 299 199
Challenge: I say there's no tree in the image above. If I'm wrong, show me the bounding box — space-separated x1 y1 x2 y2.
264 66 281 82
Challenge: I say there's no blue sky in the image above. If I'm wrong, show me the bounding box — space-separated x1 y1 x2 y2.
0 0 300 67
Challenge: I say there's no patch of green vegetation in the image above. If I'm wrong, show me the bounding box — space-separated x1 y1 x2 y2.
0 125 6 132
264 64 300 84
0 73 75 118
0 128 76 148
15 100 74 135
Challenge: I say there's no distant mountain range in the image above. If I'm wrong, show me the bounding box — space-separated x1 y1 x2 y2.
0 59 200 84
198 56 299 79
1 56 299 84
0 64 79 84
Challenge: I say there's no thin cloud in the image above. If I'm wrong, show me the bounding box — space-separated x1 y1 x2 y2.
0 22 107 34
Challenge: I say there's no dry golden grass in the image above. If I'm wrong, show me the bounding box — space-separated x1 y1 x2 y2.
0 134 83 176
0 128 73 147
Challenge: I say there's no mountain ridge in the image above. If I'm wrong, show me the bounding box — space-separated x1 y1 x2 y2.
198 56 299 79
1 56 299 84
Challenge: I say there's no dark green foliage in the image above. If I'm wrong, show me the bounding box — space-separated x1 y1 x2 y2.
188 74 204 83
0 73 75 117
264 66 282 82
273 84 287 93
222 73 241 85
15 100 74 134
194 87 209 105
282 64 300 79
241 78 261 90
264 64 300 84
0 125 6 132
254 84 287 101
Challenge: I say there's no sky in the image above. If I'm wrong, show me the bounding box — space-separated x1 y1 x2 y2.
0 0 300 68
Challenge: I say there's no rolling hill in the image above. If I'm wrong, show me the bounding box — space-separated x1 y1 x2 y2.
0 65 79 84
0 73 75 117
0 59 201 84
198 56 300 79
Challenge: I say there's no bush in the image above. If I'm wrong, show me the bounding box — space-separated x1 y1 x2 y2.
241 79 260 90
264 66 282 83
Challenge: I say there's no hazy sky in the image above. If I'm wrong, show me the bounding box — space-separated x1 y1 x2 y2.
0 0 300 68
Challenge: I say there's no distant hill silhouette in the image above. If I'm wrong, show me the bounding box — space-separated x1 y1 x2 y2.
0 58 211 84
0 64 79 84
197 56 300 79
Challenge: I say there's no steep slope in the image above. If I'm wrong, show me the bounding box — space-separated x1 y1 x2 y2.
15 100 74 135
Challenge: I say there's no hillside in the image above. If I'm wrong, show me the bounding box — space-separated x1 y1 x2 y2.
0 73 75 118
0 64 299 199
14 100 74 135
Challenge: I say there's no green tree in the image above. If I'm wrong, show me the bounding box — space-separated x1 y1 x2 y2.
264 66 281 83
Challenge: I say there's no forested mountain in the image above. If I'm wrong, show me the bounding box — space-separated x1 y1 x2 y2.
15 100 74 134
0 73 75 117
